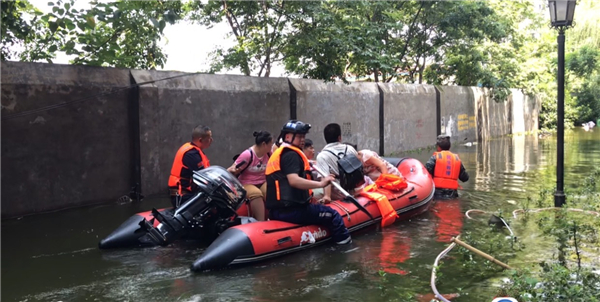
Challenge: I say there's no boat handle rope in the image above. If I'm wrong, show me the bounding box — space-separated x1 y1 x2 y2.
331 200 351 221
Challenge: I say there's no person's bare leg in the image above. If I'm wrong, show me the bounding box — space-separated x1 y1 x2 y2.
249 197 265 221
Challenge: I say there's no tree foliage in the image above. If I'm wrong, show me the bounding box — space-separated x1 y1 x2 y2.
188 0 307 76
1 0 184 69
566 45 600 124
3 0 599 127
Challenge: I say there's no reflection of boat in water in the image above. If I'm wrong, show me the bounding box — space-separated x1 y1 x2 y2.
432 198 463 243
190 158 435 272
378 231 410 275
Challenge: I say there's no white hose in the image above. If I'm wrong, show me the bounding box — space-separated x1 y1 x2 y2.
465 209 487 219
430 240 458 302
465 209 515 239
513 207 600 219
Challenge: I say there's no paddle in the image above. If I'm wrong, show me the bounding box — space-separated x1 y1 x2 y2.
311 163 374 220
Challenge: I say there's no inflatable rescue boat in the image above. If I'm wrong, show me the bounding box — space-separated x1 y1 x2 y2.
190 157 435 271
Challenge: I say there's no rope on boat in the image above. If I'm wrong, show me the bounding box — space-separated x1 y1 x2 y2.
331 201 351 221
430 237 458 302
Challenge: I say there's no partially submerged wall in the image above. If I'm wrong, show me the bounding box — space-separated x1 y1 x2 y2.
378 83 437 155
475 87 512 141
1 62 541 218
290 79 380 153
131 70 290 196
1 62 132 218
510 89 540 134
438 86 477 142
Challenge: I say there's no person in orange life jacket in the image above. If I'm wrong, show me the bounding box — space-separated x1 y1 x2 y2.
425 135 469 199
266 120 352 245
226 130 274 221
168 125 213 208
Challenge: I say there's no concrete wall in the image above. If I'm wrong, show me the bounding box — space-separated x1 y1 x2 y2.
510 89 540 134
438 86 478 142
1 62 132 218
291 79 380 153
475 87 512 141
131 70 290 196
1 62 542 218
378 83 437 155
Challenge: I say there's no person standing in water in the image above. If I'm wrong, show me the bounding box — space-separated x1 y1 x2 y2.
425 135 469 199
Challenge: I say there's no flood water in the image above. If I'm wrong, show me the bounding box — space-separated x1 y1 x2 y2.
2 129 600 302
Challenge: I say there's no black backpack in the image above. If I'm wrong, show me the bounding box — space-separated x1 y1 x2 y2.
326 146 365 191
232 149 253 176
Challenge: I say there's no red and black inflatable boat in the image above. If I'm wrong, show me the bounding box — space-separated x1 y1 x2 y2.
190 157 435 272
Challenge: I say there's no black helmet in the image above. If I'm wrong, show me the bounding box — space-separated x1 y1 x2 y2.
282 120 311 134
436 134 451 144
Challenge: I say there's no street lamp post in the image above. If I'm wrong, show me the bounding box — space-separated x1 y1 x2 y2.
548 0 577 208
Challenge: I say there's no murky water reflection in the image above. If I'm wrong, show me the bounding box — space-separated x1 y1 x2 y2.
3 129 599 302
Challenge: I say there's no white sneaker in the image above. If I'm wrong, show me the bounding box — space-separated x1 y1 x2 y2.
335 236 352 245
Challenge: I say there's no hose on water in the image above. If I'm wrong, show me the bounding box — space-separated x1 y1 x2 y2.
430 207 599 301
430 237 458 302
465 209 516 239
513 207 600 218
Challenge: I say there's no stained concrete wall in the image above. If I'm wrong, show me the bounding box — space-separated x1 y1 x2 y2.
1 61 132 218
475 87 512 141
378 83 437 155
290 79 380 153
510 89 540 134
2 62 542 218
438 86 478 142
131 70 290 196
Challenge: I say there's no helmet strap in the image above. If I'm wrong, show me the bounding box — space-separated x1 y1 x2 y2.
282 133 297 146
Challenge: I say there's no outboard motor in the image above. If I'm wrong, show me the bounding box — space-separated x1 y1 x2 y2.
140 166 247 246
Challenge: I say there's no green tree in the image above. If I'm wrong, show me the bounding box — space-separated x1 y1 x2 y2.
283 0 516 88
283 0 425 82
1 0 184 69
566 45 600 124
188 0 309 76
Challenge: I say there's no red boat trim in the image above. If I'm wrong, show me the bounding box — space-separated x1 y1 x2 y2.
388 187 415 201
263 224 306 234
263 187 417 234
229 186 434 265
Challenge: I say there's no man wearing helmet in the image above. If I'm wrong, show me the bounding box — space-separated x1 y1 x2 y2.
265 120 352 245
425 135 469 199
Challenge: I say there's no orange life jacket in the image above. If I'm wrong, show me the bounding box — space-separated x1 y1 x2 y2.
361 189 398 228
265 144 312 209
361 173 404 227
432 151 461 190
168 142 210 194
374 173 408 191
